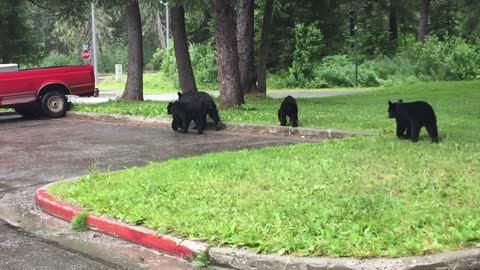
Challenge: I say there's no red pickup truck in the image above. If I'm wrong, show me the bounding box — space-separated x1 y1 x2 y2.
0 65 97 118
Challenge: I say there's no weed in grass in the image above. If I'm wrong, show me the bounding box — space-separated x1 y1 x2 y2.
193 252 210 267
70 211 89 231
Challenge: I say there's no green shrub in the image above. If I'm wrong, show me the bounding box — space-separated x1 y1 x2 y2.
360 53 416 82
445 39 479 80
146 48 166 71
160 43 218 89
40 51 82 67
288 22 324 87
412 36 480 81
358 69 380 87
414 36 450 80
314 55 355 87
266 70 290 89
189 43 218 88
160 46 180 88
98 43 128 73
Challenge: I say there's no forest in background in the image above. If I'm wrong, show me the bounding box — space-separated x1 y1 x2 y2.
1 0 479 89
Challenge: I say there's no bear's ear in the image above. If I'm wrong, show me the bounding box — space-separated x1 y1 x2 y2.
398 99 403 103
388 101 392 105
177 92 182 97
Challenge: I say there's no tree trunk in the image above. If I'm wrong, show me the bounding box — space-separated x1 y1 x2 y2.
389 1 398 53
418 0 430 42
171 5 197 94
257 0 274 95
155 11 167 50
215 0 244 108
121 0 144 101
236 0 258 95
389 3 398 42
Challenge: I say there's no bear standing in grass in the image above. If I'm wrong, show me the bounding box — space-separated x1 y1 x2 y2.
387 99 439 143
167 101 207 134
278 96 298 127
178 91 221 130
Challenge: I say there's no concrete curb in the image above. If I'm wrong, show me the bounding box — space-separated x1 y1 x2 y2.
35 183 207 260
67 111 376 139
36 183 480 270
208 247 480 270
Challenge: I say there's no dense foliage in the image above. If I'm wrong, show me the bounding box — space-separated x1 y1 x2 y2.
3 0 480 88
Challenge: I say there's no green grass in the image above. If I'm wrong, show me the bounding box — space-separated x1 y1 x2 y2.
97 71 371 94
70 212 89 231
98 72 178 93
53 80 480 258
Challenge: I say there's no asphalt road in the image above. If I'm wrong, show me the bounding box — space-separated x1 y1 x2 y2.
0 112 317 270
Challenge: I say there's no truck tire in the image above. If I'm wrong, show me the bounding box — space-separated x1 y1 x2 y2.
41 91 68 118
14 103 41 117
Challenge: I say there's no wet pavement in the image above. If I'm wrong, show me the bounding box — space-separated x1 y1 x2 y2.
0 112 318 270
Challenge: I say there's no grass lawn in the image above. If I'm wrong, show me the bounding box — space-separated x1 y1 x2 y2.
97 71 371 94
98 72 178 93
53 80 480 258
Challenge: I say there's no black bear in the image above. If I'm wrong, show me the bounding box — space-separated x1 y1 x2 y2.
167 101 207 134
278 96 298 127
387 99 439 143
178 91 221 130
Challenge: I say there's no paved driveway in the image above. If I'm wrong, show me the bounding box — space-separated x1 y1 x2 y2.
0 113 317 270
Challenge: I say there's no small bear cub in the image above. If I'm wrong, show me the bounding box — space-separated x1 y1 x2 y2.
278 95 298 127
387 99 439 143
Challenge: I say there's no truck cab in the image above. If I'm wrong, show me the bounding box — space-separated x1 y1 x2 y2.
0 64 97 118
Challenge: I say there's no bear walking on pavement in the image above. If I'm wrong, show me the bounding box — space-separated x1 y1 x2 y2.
178 91 221 130
167 101 207 134
278 96 298 127
387 99 439 143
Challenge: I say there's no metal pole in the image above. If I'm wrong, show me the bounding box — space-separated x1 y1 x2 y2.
166 3 170 49
91 2 98 86
354 24 358 87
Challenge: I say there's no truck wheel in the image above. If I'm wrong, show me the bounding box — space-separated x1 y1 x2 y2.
14 103 41 117
41 91 68 118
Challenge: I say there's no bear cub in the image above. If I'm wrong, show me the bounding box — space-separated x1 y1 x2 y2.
178 91 221 130
278 95 298 127
167 101 207 134
387 99 439 143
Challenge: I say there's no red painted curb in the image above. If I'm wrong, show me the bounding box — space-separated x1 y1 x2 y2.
35 188 198 258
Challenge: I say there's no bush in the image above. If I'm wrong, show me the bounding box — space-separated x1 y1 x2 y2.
270 37 479 89
314 55 354 87
413 36 450 80
360 53 416 82
266 70 290 89
445 39 479 80
288 22 325 87
40 51 82 67
189 43 218 88
98 43 128 73
413 36 480 81
146 48 166 71
160 46 180 88
160 43 218 89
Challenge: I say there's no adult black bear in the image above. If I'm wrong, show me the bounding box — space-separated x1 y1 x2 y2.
167 101 207 134
387 99 439 143
178 91 221 130
278 95 298 127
